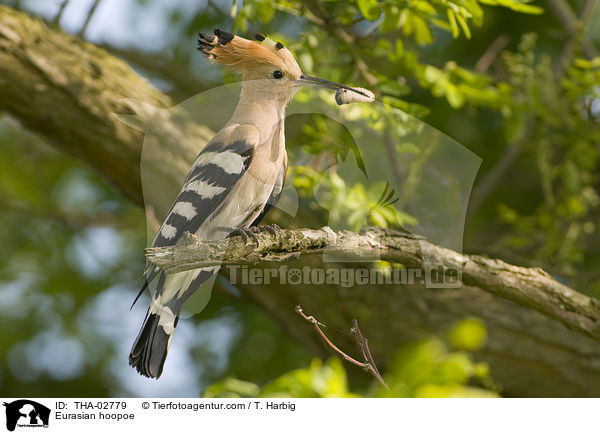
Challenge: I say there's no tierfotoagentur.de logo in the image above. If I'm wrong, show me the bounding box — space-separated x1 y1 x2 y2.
224 264 460 288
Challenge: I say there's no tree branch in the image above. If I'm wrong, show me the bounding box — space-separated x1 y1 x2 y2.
0 6 163 204
97 43 211 99
146 226 600 342
0 6 213 216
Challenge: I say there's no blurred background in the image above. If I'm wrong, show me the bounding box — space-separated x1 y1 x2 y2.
0 0 599 397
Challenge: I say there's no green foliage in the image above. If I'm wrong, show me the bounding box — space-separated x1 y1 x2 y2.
448 318 488 351
205 358 357 398
351 0 541 43
492 35 600 275
376 338 496 397
292 166 417 231
227 0 541 115
204 319 497 398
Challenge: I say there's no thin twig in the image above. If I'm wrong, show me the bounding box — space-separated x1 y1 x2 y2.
52 0 69 25
475 34 510 73
579 0 599 26
544 0 597 59
383 129 405 192
77 0 101 38
350 319 387 387
554 0 598 76
295 305 389 389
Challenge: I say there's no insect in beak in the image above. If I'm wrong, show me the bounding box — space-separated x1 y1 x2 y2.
297 74 375 105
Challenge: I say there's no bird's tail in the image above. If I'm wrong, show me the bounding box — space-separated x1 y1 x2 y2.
129 302 178 379
129 267 217 378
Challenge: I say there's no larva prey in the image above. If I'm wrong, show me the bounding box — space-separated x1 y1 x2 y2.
335 87 375 105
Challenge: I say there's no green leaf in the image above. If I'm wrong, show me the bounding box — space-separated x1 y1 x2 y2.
455 13 472 39
412 0 437 14
446 84 466 108
575 58 600 69
480 0 544 14
447 9 459 38
377 205 398 222
369 208 388 227
255 0 275 22
382 96 431 117
357 0 381 21
382 4 400 31
411 14 434 45
378 81 411 97
449 318 488 351
395 39 405 58
203 378 261 398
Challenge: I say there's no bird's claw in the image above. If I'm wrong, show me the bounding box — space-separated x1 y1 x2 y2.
248 224 280 238
224 227 260 246
261 223 280 237
217 224 280 246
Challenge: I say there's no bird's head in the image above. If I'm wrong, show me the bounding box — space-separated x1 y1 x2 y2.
198 29 300 100
197 29 372 104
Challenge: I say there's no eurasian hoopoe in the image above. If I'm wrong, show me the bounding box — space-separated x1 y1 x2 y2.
129 28 373 378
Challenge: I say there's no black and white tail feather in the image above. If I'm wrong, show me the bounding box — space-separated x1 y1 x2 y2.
129 269 215 378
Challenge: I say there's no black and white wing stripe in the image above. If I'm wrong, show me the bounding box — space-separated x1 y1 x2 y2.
152 125 258 248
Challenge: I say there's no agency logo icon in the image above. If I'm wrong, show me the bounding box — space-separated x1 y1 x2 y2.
3 400 50 432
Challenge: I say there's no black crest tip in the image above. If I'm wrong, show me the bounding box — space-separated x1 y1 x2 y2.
255 33 266 41
275 41 284 50
198 32 215 43
213 28 234 45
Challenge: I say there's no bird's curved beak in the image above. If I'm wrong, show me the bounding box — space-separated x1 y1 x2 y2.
296 74 371 99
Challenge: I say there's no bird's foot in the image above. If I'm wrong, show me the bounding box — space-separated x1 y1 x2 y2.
216 224 281 246
252 223 281 237
220 226 260 246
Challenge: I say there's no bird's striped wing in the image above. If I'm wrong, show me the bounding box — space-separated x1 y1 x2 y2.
152 124 259 248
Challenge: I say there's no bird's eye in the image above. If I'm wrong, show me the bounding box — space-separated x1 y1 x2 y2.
272 70 283 79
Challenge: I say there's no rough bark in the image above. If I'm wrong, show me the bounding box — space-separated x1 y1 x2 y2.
0 6 212 209
1 6 600 396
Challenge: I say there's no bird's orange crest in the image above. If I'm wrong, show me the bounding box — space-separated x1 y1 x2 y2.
197 29 301 79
